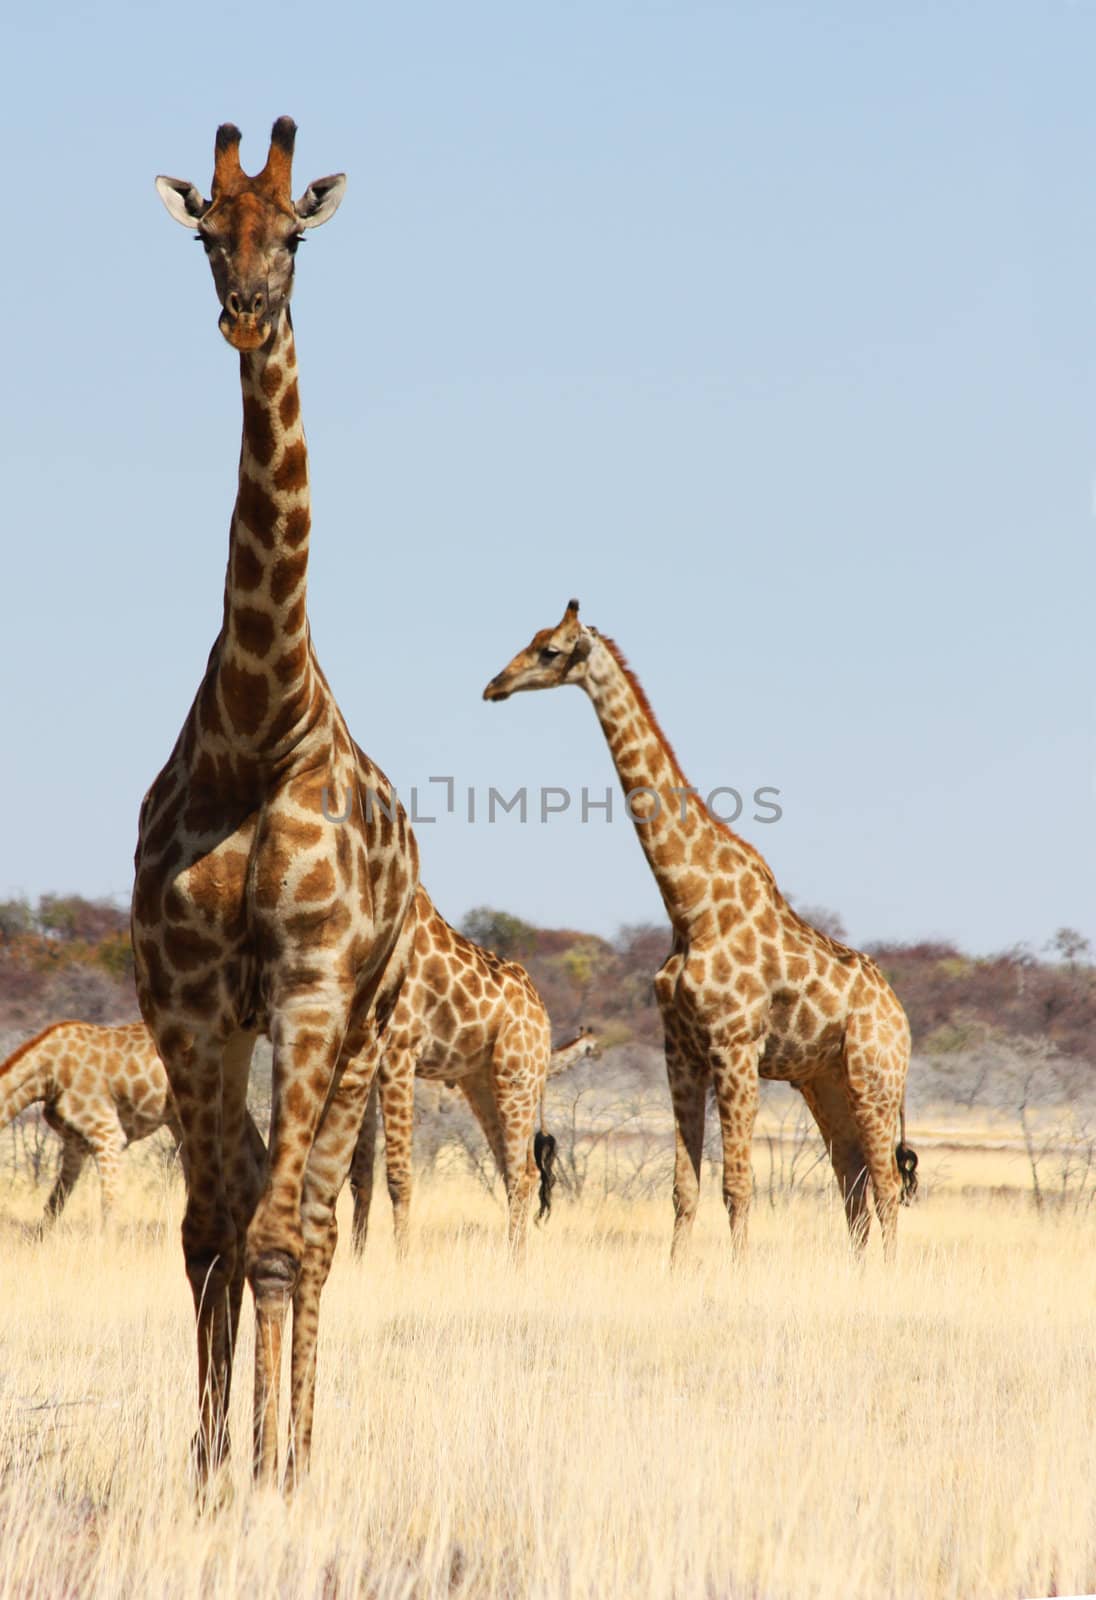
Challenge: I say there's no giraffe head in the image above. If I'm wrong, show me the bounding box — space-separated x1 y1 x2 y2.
155 118 346 352
567 1025 601 1060
578 1025 601 1059
483 600 597 702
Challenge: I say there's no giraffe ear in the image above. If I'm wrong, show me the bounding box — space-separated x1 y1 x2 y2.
295 173 347 229
155 176 209 228
570 626 595 661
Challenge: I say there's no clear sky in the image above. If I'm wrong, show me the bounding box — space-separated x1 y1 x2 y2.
2 1 1093 955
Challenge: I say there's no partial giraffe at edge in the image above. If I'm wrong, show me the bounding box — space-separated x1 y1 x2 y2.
135 118 419 1495
0 1020 267 1229
484 600 917 1265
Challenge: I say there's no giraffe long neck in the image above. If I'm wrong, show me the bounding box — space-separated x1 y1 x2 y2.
212 310 319 755
581 638 752 932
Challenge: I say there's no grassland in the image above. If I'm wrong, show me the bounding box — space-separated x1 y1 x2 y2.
0 1141 1093 1600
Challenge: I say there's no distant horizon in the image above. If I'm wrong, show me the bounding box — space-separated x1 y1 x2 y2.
2 878 1083 965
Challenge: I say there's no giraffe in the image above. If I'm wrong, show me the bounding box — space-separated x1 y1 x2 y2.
134 119 419 1492
545 1025 601 1078
347 886 553 1258
484 601 917 1264
0 1020 267 1227
350 1012 601 1254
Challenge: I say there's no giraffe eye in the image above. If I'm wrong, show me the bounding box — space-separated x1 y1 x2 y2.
540 647 562 662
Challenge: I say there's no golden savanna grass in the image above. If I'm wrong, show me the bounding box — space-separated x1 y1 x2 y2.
0 1144 1094 1600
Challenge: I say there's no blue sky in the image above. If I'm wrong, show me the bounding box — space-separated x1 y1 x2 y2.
1 1 1093 954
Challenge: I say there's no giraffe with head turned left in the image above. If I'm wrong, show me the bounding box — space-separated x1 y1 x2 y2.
485 601 917 1265
134 118 419 1494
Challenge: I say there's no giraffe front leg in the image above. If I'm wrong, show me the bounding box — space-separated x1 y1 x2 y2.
666 1045 707 1270
348 1078 379 1255
161 1031 240 1495
246 1002 347 1489
378 1052 415 1260
286 1041 379 1493
77 1109 127 1229
708 1038 761 1258
219 1033 259 1403
43 1134 89 1224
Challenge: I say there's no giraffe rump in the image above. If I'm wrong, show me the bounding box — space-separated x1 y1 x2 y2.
0 1022 67 1125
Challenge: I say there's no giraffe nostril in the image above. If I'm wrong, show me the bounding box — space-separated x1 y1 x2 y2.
251 292 265 315
226 291 242 318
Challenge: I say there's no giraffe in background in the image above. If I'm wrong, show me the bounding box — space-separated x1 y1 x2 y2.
348 886 553 1258
544 1025 601 1078
485 601 916 1264
0 1020 267 1227
134 119 418 1492
351 1010 602 1254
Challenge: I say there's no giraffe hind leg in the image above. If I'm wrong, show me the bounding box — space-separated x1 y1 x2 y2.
841 1052 908 1263
666 1041 707 1269
459 1061 535 1262
348 1077 379 1255
43 1133 90 1224
800 1071 871 1252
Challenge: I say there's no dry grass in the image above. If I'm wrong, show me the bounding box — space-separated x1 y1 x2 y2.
0 1148 1094 1600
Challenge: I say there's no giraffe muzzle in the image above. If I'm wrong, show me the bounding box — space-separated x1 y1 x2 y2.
219 312 273 351
219 288 274 351
482 677 511 702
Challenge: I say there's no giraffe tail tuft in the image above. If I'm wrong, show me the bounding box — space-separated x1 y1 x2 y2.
533 1130 557 1224
896 1143 919 1204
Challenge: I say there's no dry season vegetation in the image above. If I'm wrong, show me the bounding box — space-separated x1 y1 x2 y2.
2 896 1095 1597
1 1127 1095 1600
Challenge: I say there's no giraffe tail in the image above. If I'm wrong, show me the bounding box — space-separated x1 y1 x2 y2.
0 1026 58 1131
896 1099 918 1204
533 1129 558 1225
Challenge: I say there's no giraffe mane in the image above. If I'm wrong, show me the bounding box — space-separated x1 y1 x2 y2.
598 635 779 891
0 1020 73 1079
598 636 688 786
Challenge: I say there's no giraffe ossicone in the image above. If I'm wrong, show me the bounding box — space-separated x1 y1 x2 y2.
485 600 916 1264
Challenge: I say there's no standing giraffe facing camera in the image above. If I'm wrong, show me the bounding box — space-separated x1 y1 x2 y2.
134 119 419 1494
484 601 916 1265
